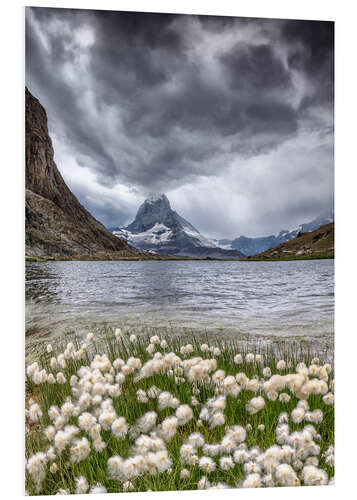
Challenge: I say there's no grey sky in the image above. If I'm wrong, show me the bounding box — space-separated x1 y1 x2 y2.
26 8 334 239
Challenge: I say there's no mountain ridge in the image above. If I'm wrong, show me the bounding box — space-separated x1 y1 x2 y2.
112 194 245 259
247 222 334 260
216 212 334 256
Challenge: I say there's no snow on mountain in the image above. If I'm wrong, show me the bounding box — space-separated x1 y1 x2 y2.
217 211 334 256
112 194 245 259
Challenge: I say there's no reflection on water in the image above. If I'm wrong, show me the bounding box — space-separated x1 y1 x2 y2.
26 259 334 346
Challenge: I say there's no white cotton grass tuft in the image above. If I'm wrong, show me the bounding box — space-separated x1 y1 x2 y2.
75 476 89 494
160 339 168 349
219 455 235 470
175 404 193 426
26 452 48 493
199 456 216 473
25 331 334 495
112 417 128 439
29 403 42 423
70 437 91 463
180 468 190 478
90 483 107 494
246 396 265 415
277 360 286 371
243 473 262 488
49 462 58 474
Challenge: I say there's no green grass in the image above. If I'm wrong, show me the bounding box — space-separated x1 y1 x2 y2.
246 253 334 262
25 328 334 495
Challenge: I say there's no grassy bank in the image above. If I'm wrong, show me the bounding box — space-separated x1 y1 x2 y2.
25 329 334 494
25 255 195 263
246 252 334 262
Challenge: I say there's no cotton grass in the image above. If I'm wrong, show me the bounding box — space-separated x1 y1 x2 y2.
25 329 334 495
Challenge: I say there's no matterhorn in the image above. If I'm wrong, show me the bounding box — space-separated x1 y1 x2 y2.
112 194 245 259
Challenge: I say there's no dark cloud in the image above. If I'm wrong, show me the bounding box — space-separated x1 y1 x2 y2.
282 20 334 110
25 7 334 236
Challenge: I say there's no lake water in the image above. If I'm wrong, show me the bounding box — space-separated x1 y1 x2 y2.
25 259 334 348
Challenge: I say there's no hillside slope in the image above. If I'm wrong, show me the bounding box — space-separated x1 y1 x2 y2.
248 223 334 260
25 88 143 258
217 212 334 256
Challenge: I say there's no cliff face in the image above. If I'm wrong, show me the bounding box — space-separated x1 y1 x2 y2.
25 88 141 257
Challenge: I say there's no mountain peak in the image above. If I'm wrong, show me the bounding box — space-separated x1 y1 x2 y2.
146 193 169 204
113 194 245 259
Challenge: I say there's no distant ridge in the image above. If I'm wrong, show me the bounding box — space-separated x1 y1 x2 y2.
214 212 334 256
248 223 334 260
25 88 143 258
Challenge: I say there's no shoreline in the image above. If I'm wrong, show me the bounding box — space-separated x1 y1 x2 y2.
26 254 334 263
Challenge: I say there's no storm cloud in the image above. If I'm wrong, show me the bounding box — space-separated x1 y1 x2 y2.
26 8 334 238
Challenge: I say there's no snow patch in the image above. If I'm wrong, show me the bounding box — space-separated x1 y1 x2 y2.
114 223 173 245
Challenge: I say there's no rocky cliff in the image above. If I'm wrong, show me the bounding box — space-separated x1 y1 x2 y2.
25 87 142 258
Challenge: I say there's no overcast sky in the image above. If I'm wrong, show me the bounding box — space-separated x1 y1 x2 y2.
26 8 334 239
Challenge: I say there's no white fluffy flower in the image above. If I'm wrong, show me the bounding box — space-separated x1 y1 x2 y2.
302 465 329 485
146 343 155 354
246 396 265 414
199 456 216 473
78 412 96 432
56 372 66 384
123 481 134 491
70 437 91 463
197 476 211 489
277 360 286 371
180 468 190 478
188 432 205 448
291 407 305 424
90 484 107 494
137 389 148 403
279 393 290 403
219 455 234 470
26 452 47 493
210 411 225 428
275 463 300 486
112 417 128 439
176 404 193 425
136 411 157 433
28 403 42 423
49 462 58 474
234 353 243 364
86 332 94 342
180 344 194 355
322 392 334 405
75 476 89 494
243 473 261 488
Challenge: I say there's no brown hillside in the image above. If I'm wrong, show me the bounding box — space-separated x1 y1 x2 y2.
248 223 334 260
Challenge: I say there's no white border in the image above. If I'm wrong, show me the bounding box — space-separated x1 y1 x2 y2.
1 0 357 498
